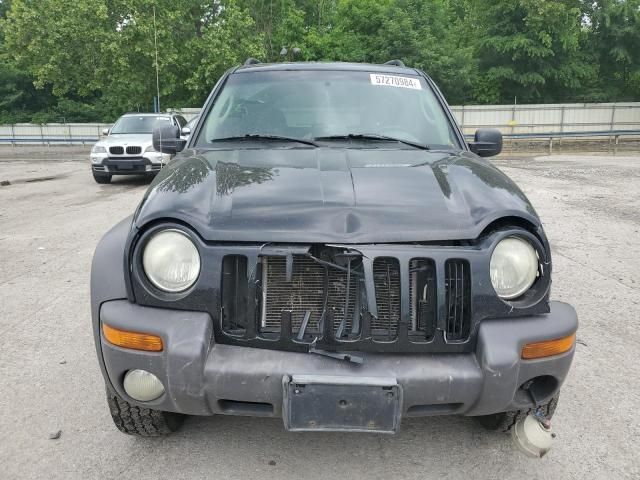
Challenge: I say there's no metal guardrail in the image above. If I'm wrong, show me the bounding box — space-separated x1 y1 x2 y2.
1 129 639 147
464 129 640 154
463 129 640 139
0 137 99 145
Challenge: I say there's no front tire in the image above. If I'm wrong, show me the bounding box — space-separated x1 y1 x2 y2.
476 392 560 432
93 172 112 184
106 390 184 436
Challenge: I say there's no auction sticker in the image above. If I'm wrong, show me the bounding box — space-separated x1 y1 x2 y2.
370 74 422 90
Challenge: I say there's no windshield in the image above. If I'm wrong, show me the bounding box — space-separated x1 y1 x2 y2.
111 115 172 134
196 70 461 150
185 116 199 130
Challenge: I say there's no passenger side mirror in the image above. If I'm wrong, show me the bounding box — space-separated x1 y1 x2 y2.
469 129 502 157
181 126 191 137
102 128 110 136
153 125 187 155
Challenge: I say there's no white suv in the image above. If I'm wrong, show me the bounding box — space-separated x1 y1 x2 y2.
90 112 187 184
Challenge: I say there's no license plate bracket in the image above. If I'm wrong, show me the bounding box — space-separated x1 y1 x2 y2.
282 375 402 433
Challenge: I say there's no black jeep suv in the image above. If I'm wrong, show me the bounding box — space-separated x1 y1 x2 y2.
91 61 577 438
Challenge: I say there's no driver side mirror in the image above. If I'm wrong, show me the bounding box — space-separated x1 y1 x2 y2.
153 125 187 155
469 128 502 157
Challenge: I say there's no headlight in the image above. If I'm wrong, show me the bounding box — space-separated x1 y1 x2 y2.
142 229 201 292
490 236 539 300
92 145 106 154
144 145 155 153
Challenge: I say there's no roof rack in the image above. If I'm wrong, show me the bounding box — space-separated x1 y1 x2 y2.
244 58 261 66
384 59 405 67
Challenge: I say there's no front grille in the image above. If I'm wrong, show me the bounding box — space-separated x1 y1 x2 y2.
445 259 471 340
126 146 142 155
109 146 124 155
216 245 474 353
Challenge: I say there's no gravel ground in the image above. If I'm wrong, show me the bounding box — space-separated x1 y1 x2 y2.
0 148 639 480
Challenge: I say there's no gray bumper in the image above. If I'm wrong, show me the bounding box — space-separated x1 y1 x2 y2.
98 300 577 419
92 157 163 175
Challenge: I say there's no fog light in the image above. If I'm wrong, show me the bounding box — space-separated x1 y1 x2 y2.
123 369 165 402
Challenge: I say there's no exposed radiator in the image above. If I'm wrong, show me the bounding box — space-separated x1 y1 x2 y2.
220 249 468 346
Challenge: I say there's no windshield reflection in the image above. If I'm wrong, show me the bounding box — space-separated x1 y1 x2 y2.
198 70 461 151
111 116 171 134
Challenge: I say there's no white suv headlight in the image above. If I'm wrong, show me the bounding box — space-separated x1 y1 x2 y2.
490 236 539 300
142 229 201 292
92 145 106 154
144 145 155 153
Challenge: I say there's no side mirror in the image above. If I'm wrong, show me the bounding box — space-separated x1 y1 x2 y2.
102 128 110 136
181 126 191 137
469 128 502 157
153 125 186 155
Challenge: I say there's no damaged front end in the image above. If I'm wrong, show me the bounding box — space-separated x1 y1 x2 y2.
127 223 552 359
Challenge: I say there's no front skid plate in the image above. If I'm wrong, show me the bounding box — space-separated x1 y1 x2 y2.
282 375 402 433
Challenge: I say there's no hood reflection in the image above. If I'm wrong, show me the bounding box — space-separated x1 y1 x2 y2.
156 157 276 195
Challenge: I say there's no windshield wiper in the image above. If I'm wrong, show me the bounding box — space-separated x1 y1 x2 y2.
209 134 318 147
314 133 429 150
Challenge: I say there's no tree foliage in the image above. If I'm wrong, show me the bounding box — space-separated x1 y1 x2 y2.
0 0 638 123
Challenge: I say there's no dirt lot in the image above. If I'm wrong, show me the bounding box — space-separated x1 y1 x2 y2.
0 147 639 480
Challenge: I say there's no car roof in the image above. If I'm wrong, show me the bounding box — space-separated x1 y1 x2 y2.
121 113 173 117
234 61 421 76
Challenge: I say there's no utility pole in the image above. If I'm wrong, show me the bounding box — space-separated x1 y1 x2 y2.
153 6 161 113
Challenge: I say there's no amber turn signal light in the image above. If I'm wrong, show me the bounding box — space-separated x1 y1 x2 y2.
102 323 163 352
521 333 575 360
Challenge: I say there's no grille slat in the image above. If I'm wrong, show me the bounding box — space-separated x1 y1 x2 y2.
371 258 400 337
221 255 249 334
109 146 124 155
409 259 437 338
445 259 471 341
126 146 142 155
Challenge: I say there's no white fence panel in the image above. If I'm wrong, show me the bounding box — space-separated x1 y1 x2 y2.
1 103 638 144
452 102 640 136
1 123 111 144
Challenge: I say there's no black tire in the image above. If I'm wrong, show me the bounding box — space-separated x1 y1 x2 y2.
476 392 560 432
106 390 184 437
93 172 112 184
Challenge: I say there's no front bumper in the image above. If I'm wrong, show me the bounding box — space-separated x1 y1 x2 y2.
90 153 170 175
99 300 577 420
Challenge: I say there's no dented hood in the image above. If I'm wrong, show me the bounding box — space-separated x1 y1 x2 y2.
134 147 539 243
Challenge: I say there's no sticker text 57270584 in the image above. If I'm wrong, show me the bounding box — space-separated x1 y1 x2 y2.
369 74 422 90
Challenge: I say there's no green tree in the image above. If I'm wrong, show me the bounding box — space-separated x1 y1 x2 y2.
1 0 263 120
184 1 265 103
0 0 58 123
0 0 637 123
585 0 640 101
470 0 594 103
311 0 477 103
